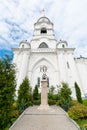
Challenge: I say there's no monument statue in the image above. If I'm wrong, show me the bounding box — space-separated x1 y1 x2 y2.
38 65 49 110
41 65 47 80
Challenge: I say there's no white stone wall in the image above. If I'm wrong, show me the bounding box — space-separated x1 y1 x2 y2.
28 49 59 91
75 58 87 97
12 15 87 98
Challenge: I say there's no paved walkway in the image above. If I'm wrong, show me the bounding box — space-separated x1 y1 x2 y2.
10 106 80 130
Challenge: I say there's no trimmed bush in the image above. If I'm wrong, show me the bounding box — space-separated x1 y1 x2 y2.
68 103 87 120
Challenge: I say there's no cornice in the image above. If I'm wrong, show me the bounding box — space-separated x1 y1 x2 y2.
12 48 31 52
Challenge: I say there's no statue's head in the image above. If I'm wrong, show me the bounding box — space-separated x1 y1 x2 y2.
42 73 47 80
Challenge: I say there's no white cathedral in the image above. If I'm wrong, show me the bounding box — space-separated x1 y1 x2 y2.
12 12 87 98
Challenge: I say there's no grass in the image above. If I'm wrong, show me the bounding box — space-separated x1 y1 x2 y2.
83 99 87 107
75 119 87 130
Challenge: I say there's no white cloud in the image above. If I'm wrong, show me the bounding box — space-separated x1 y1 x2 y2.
0 0 87 56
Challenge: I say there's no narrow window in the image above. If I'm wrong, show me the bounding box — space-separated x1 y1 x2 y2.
47 77 49 87
41 28 47 34
37 77 40 87
62 44 65 48
22 45 24 48
67 62 70 69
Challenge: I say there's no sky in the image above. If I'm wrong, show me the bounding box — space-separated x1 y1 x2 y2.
0 0 87 57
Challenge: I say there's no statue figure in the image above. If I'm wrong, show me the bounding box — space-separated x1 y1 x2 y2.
40 65 47 80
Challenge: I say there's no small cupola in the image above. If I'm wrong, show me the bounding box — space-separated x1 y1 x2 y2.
56 40 68 48
19 40 31 49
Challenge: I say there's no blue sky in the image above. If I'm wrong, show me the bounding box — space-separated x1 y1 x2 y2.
0 0 87 57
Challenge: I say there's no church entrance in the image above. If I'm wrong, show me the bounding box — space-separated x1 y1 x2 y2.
30 58 58 92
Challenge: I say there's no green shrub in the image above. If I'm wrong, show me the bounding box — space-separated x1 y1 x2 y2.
72 100 78 106
74 82 83 104
56 100 61 106
59 82 72 111
48 99 56 105
33 85 39 100
17 77 32 114
11 110 19 118
83 100 87 107
68 103 87 120
28 101 33 106
80 126 87 130
83 124 87 128
33 100 41 105
52 94 59 100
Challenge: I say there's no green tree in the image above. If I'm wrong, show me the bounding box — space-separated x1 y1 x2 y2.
74 82 83 104
0 56 16 130
48 86 55 99
33 85 39 100
59 82 72 111
17 77 32 114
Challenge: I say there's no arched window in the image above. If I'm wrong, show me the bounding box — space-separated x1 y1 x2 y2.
62 44 65 48
22 44 24 48
41 28 47 34
39 42 48 48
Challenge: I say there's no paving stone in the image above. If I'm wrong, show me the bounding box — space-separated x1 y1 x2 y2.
10 106 80 130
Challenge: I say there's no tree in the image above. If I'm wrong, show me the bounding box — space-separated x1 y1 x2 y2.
33 85 39 100
59 82 72 111
17 77 32 114
74 82 83 104
0 55 16 130
48 86 55 99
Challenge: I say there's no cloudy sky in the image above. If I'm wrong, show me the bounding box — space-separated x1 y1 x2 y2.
0 0 87 57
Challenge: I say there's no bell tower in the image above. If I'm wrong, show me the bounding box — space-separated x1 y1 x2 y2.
30 10 57 49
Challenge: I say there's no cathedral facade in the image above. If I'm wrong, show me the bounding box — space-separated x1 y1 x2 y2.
12 13 87 98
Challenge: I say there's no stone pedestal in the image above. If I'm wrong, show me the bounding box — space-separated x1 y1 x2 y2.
38 80 49 110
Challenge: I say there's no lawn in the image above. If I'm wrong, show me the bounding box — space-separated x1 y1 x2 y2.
83 99 87 107
76 119 87 130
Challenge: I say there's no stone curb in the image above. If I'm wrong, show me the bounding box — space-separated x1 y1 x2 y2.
58 107 80 130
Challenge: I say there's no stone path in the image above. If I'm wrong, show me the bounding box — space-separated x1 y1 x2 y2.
10 106 80 130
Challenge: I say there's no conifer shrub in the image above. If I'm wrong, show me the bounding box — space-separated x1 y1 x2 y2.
17 77 32 114
74 82 83 104
33 85 39 100
59 82 72 111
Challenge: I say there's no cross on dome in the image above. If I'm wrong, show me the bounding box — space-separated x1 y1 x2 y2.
41 9 45 17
